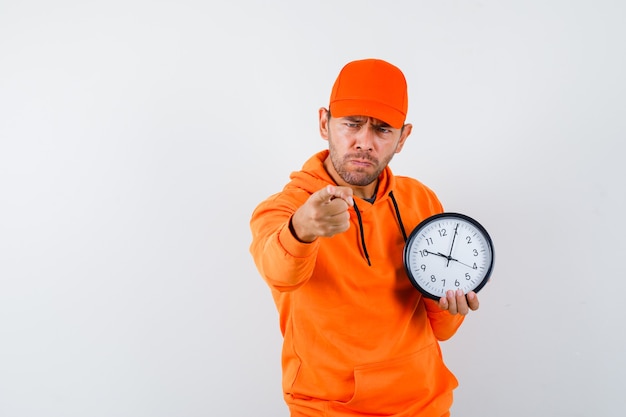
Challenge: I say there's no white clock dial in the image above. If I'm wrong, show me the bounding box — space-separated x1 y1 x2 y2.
403 213 494 300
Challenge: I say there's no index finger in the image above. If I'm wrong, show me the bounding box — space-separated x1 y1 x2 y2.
318 185 354 207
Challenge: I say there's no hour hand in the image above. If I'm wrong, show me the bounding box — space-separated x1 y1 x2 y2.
424 250 449 259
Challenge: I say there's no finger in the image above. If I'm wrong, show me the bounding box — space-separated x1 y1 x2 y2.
466 291 480 311
325 198 352 218
333 186 354 207
314 185 335 204
317 185 354 207
446 290 458 315
438 295 448 310
324 203 351 231
455 289 469 315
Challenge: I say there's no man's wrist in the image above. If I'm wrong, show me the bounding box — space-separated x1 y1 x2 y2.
289 216 314 243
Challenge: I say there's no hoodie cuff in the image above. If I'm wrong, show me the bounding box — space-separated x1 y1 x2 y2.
278 218 320 258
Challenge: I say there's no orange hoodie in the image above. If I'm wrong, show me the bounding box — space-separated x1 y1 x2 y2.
250 150 465 417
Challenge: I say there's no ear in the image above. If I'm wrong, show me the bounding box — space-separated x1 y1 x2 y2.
394 123 412 154
318 107 330 141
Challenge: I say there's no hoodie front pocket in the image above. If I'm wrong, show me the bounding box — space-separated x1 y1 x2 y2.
329 343 457 415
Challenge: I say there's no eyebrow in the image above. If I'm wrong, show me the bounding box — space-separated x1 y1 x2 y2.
344 116 391 127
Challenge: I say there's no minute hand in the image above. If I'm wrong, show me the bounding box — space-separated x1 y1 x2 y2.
446 224 459 267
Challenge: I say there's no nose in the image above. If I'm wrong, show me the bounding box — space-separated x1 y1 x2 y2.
354 123 375 151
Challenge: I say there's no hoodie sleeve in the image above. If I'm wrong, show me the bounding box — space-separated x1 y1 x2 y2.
422 298 466 341
249 192 320 292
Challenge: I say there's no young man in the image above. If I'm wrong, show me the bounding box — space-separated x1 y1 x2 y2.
249 58 479 417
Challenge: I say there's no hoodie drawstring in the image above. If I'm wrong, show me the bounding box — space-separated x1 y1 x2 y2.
353 191 408 267
352 199 371 266
388 191 408 243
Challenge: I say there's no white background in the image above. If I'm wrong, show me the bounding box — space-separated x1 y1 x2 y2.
1 1 624 416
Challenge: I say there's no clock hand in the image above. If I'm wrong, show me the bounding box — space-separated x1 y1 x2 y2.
424 250 449 260
446 224 459 267
425 249 476 269
424 250 462 269
448 257 475 270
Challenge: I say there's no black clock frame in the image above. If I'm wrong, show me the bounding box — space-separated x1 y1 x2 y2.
402 212 495 300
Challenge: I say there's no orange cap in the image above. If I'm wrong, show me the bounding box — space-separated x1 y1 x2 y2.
329 59 408 129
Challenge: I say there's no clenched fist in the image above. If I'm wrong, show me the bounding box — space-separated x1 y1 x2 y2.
290 185 354 243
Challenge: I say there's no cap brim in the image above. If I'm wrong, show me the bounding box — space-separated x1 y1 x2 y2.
330 99 405 129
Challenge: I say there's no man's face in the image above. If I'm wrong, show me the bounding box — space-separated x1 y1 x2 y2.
320 110 411 188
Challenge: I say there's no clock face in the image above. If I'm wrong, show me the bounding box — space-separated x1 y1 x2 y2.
403 213 494 300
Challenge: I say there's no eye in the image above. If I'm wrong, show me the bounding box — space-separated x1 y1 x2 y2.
374 125 393 134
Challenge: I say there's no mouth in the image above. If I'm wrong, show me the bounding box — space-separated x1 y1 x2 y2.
346 153 377 166
349 159 373 168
